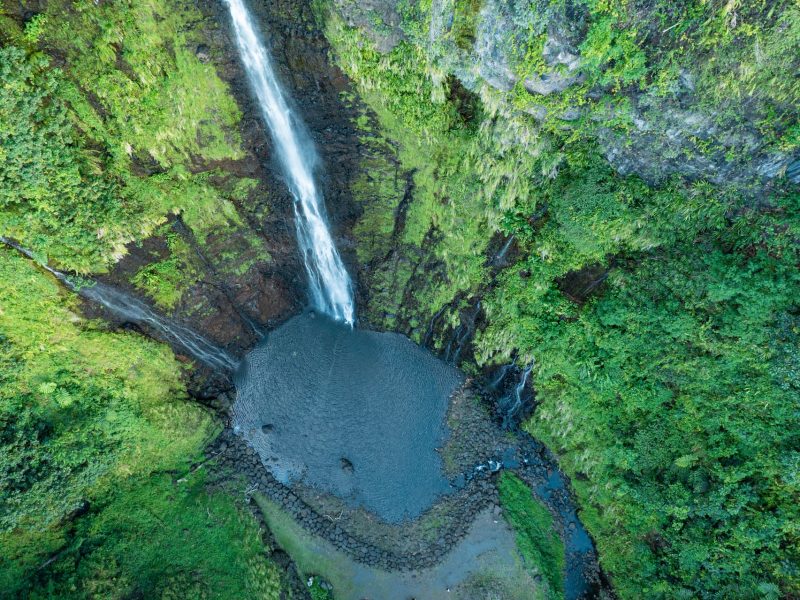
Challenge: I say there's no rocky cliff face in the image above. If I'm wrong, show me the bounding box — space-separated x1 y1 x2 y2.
88 0 371 393
331 0 800 189
313 3 800 597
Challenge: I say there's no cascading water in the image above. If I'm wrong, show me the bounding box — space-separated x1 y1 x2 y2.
223 0 355 324
78 283 239 371
499 363 533 429
1 237 237 371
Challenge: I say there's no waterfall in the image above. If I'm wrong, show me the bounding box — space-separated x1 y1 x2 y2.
2 237 238 372
491 235 514 266
223 0 355 325
488 363 514 391
500 363 533 428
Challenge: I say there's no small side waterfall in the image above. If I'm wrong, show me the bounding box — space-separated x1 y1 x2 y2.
490 235 515 267
489 360 535 429
78 283 239 371
500 363 533 428
224 0 355 324
2 238 237 372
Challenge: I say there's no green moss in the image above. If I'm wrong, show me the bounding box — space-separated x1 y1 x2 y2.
498 473 565 598
132 231 200 310
214 231 272 278
253 493 360 598
229 177 261 203
350 143 405 265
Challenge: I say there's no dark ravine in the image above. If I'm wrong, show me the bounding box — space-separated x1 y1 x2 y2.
206 1 609 595
12 0 612 595
81 0 372 383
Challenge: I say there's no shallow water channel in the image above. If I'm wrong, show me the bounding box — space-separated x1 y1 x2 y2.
233 312 463 522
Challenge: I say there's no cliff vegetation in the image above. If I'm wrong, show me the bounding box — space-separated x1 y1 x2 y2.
317 0 800 596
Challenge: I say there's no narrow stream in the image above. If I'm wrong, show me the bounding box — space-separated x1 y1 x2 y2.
0 237 237 372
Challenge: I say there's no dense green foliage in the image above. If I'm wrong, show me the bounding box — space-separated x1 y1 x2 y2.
319 1 800 597
2 0 797 596
0 1 286 596
498 472 565 599
0 250 285 597
505 0 800 154
4 471 284 599
0 0 246 274
0 250 201 533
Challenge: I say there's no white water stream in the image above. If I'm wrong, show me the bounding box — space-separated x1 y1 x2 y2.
224 0 355 324
1 237 237 371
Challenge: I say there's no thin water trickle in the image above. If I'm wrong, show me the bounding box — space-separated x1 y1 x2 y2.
497 363 533 428
1 237 237 371
79 283 239 371
224 0 355 324
492 235 514 266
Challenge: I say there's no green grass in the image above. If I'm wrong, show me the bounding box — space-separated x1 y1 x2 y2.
0 248 286 598
498 473 565 599
7 471 285 599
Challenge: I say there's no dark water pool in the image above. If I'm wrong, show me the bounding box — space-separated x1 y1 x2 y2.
232 312 463 522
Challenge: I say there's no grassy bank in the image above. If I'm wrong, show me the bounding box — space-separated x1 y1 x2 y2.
498 473 565 599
